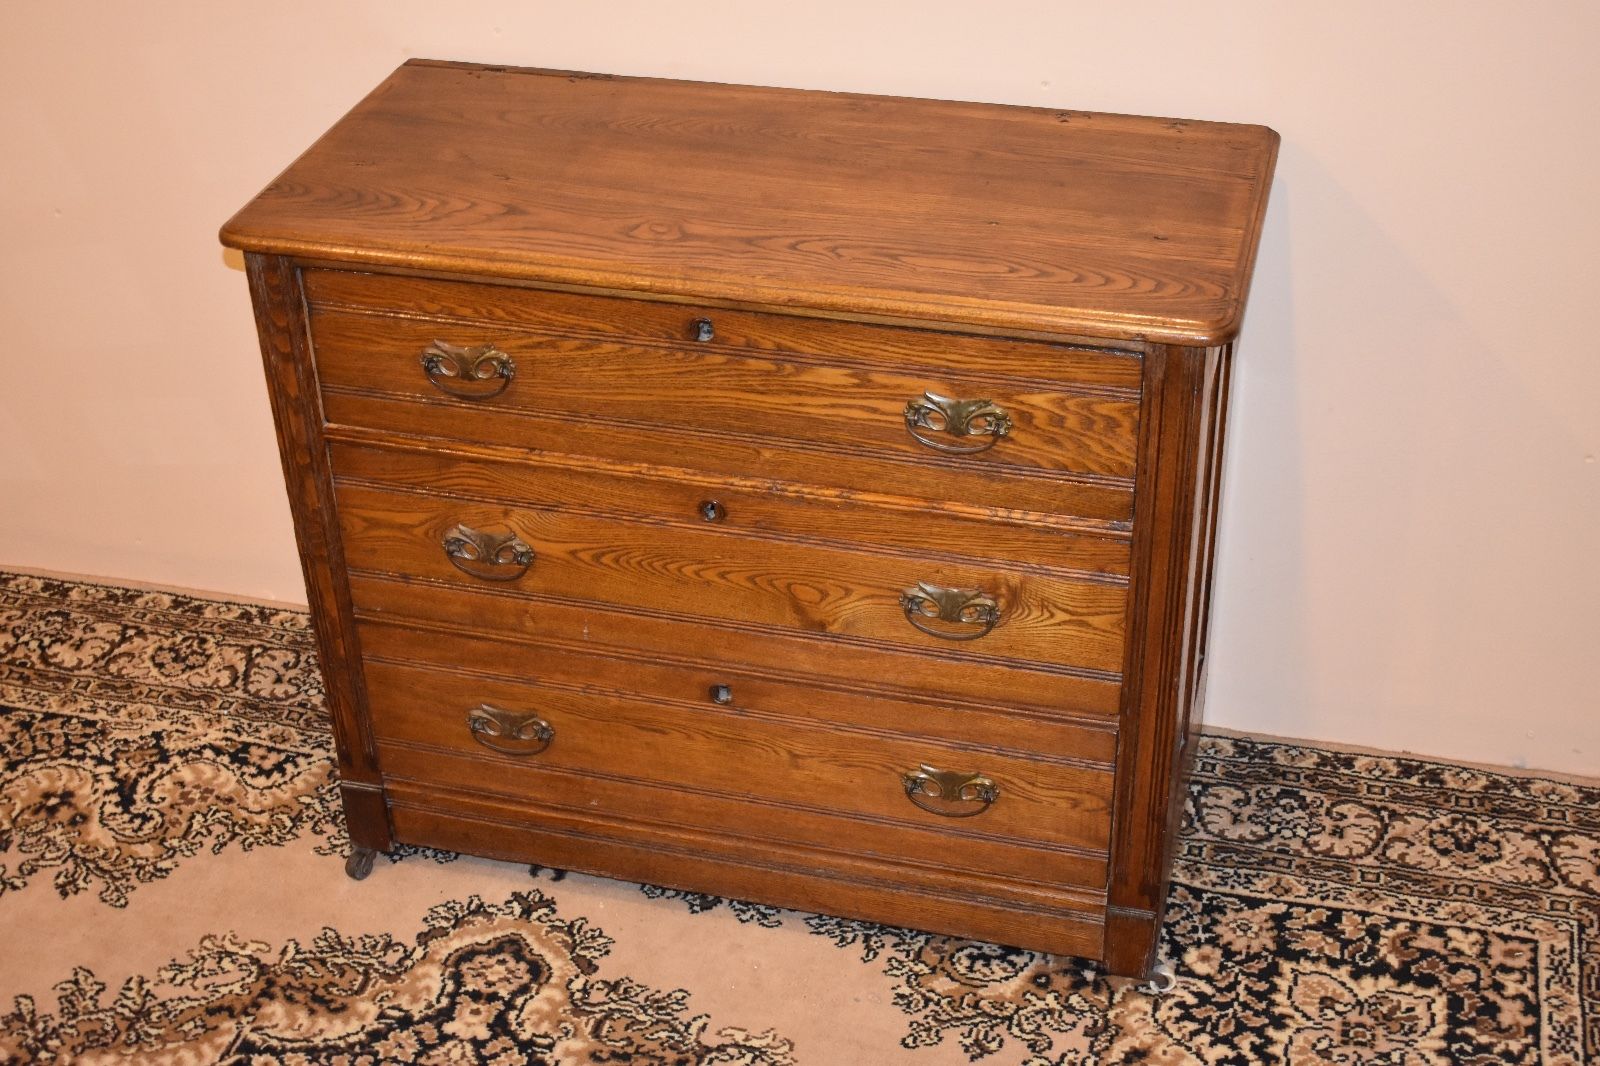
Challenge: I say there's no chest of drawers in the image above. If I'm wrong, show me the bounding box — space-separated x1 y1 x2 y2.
221 59 1277 979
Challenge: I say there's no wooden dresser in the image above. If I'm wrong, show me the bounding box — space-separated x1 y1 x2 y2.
221 59 1277 979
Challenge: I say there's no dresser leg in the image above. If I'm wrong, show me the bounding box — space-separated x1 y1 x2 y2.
1138 959 1178 995
344 847 378 881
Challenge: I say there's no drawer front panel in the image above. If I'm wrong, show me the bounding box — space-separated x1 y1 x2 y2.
304 269 1144 391
335 483 1129 674
328 439 1132 579
321 390 1134 523
358 618 1119 766
309 310 1139 481
362 657 1115 857
347 573 1125 718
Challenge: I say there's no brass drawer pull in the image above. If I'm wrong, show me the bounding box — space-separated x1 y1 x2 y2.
904 391 1012 454
421 340 515 399
442 523 535 581
902 764 998 817
899 582 1000 640
467 704 554 756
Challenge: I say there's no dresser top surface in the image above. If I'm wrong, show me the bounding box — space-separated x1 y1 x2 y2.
222 59 1278 345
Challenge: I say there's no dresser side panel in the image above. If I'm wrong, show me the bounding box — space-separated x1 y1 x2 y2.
1184 345 1234 751
1104 343 1216 977
245 252 392 851
1147 345 1231 948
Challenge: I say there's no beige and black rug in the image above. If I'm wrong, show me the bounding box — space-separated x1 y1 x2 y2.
0 569 1594 1064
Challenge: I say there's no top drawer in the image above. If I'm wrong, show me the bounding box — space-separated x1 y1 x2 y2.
302 270 1143 484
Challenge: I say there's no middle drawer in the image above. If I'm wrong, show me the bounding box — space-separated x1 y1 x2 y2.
333 480 1129 676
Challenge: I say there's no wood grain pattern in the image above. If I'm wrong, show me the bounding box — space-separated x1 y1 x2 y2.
244 254 393 854
309 308 1140 479
380 743 1108 897
224 64 1274 977
320 389 1136 523
387 788 1106 958
222 61 1277 345
347 572 1126 719
305 269 1146 390
327 436 1133 577
362 658 1113 853
357 619 1119 765
1103 344 1217 977
334 482 1129 674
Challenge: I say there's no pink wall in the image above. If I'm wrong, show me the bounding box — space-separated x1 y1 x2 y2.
3 2 1596 774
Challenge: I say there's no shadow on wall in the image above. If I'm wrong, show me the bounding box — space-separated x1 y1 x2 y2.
1207 146 1304 737
1208 137 1597 770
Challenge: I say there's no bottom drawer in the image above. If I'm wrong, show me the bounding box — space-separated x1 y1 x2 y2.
362 657 1114 891
386 781 1108 961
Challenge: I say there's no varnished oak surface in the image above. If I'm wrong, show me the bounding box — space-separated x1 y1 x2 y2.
386 791 1107 959
361 658 1113 853
346 572 1127 719
229 63 1274 978
356 619 1119 763
381 745 1111 900
335 482 1129 673
310 308 1141 479
223 60 1278 345
321 390 1137 523
304 270 1146 390
327 438 1134 578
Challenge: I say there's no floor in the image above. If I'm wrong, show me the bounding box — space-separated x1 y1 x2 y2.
0 569 1594 1064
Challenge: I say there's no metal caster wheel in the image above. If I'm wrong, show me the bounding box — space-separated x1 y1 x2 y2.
1139 960 1178 995
345 847 377 881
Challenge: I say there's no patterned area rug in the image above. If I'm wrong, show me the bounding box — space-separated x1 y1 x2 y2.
0 569 1594 1064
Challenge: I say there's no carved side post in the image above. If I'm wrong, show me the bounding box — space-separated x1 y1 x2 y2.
1104 342 1228 978
245 253 393 857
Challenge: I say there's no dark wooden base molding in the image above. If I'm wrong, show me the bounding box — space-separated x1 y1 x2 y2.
388 790 1108 962
1102 906 1164 978
338 779 394 854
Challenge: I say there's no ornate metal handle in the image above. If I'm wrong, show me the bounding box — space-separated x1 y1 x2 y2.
902 764 998 817
442 523 535 582
467 704 554 756
421 340 515 399
899 582 1000 641
904 391 1012 454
